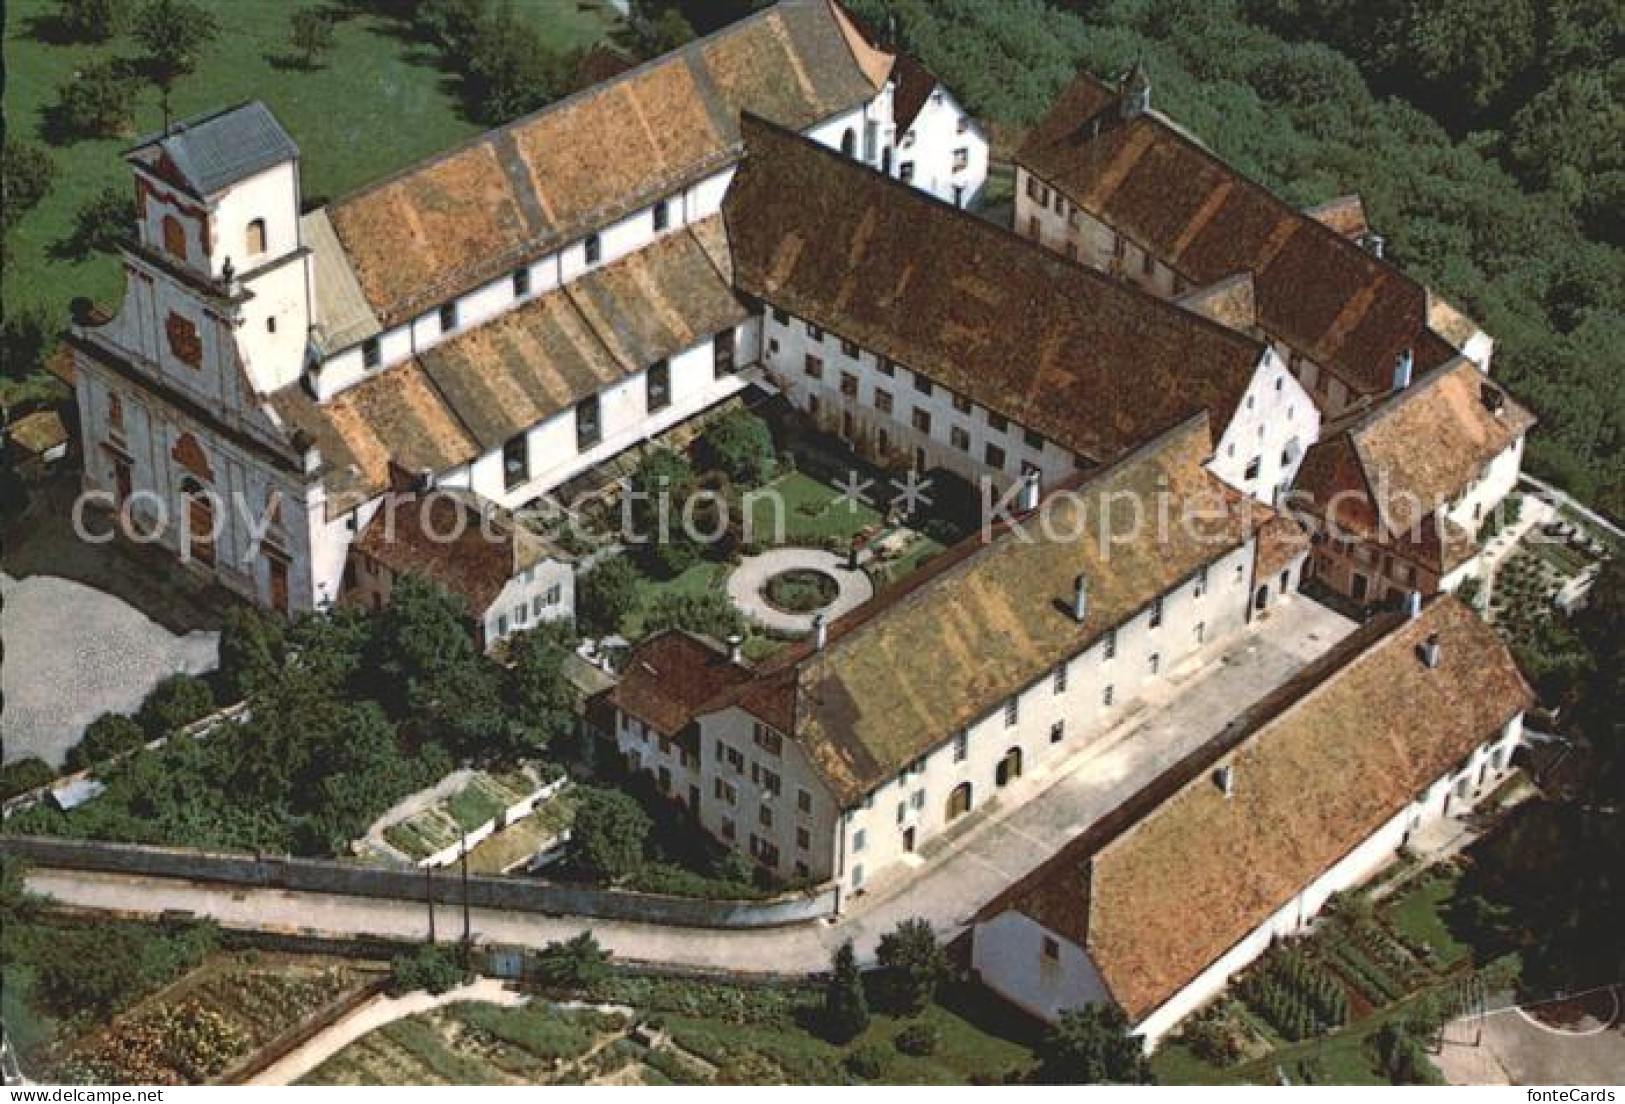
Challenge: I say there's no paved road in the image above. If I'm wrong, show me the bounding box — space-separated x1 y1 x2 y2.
26 598 1355 971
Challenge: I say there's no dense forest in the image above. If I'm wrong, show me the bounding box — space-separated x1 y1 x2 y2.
819 0 1622 517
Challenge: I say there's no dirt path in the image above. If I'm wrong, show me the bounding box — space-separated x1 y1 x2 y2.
248 977 526 1086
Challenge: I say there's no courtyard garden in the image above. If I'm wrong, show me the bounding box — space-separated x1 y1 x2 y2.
371 765 565 865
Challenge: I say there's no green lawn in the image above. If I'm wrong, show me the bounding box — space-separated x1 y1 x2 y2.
1383 871 1472 971
746 471 883 546
3 0 617 324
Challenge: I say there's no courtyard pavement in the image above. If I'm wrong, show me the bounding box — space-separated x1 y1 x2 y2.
725 546 873 637
1434 987 1625 1085
23 596 1357 973
2 478 222 766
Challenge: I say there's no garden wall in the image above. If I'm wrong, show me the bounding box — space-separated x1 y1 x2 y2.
0 836 837 928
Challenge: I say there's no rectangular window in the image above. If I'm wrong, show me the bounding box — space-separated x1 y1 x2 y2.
797 788 812 815
1023 428 1044 450
1050 720 1065 744
796 826 810 850
950 426 970 451
874 388 893 414
576 396 601 451
953 148 969 172
1103 629 1117 659
987 411 1008 433
840 338 860 358
107 391 124 432
878 357 896 377
721 816 736 840
1245 456 1262 481
952 392 973 414
840 372 858 398
438 302 458 334
853 829 867 853
713 328 736 378
1103 684 1115 707
713 777 737 805
1004 697 1018 726
512 267 530 298
1149 652 1160 675
503 434 528 491
912 374 933 396
985 443 1006 469
807 321 824 341
759 767 782 797
911 408 931 434
584 233 601 265
772 307 789 325
652 199 669 232
1054 662 1069 693
498 614 509 636
759 805 773 829
753 723 783 756
1195 621 1206 645
647 359 671 412
1142 251 1155 276
954 730 968 762
362 337 381 369
1042 935 1060 961
805 353 824 379
1150 596 1164 629
900 162 915 182
1194 566 1208 598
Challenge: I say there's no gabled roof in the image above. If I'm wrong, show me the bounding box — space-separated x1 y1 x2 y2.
708 415 1259 806
353 490 564 616
606 630 755 738
1018 73 1458 398
271 217 748 516
991 596 1532 1022
723 115 1267 467
1295 357 1536 541
890 53 939 132
127 102 297 196
322 0 891 326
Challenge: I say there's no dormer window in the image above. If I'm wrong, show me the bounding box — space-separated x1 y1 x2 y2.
245 218 267 257
161 215 187 259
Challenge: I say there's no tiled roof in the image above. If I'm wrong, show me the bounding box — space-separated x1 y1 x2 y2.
1098 599 1528 1019
890 53 938 132
723 115 1267 467
1019 74 1451 398
607 630 755 738
1303 195 1369 241
272 217 747 514
1296 357 1536 541
712 415 1259 806
127 102 298 196
1254 512 1309 581
322 0 889 326
353 490 559 615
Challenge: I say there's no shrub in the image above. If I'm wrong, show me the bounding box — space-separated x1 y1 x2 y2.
893 1021 939 1056
0 758 57 800
579 556 640 636
534 931 611 990
2 140 57 234
67 713 148 769
822 940 869 1043
135 673 215 738
566 786 651 881
639 590 744 642
844 1042 890 1081
55 0 128 41
875 918 948 1016
288 5 334 68
700 410 777 487
389 943 465 995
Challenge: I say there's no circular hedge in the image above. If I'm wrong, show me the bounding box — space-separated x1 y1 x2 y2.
761 569 839 613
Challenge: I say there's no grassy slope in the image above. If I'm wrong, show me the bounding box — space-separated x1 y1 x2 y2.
3 0 615 322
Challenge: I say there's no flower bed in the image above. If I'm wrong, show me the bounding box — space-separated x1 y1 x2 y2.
761 569 839 613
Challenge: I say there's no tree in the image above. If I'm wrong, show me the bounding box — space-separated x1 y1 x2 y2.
289 5 335 68
626 6 696 59
700 409 776 487
51 60 136 139
534 931 612 988
217 604 286 702
628 448 699 577
56 0 130 41
463 2 570 124
131 0 221 124
56 183 136 260
874 917 948 1015
366 574 479 718
640 591 744 642
505 620 577 748
1032 1003 1152 1085
68 713 148 769
822 939 870 1042
0 758 57 801
134 672 215 738
567 786 651 881
2 140 57 235
578 556 640 637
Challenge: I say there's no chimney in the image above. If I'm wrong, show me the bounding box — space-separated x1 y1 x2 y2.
1119 58 1151 120
416 467 436 492
812 613 827 651
1421 632 1441 669
1403 590 1422 619
1392 348 1414 391
1215 764 1235 798
1071 574 1089 622
1363 232 1386 259
1017 471 1040 513
726 633 744 664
